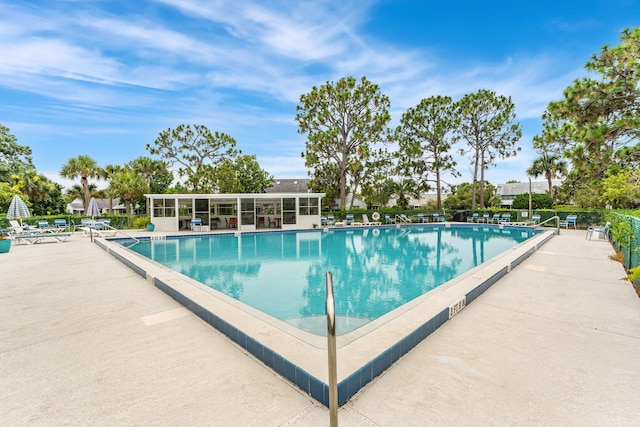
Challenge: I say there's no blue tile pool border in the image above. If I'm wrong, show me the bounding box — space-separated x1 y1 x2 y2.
97 225 556 407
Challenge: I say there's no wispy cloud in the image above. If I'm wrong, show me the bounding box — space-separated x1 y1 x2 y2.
1 0 631 188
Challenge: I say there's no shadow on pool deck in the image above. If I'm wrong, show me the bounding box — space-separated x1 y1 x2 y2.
1 228 639 426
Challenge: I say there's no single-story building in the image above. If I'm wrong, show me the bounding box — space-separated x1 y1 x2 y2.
146 193 325 232
496 180 562 207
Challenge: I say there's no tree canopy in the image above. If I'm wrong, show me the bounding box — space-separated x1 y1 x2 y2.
147 124 238 193
1 124 34 182
214 155 274 193
535 27 640 205
60 155 101 213
395 96 459 210
296 76 391 209
511 193 554 210
443 182 500 211
455 90 522 209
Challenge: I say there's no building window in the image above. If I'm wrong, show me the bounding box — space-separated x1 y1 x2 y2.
152 198 176 217
178 199 192 217
298 197 319 215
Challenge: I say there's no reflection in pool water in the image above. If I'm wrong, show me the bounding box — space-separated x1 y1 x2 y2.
126 226 535 335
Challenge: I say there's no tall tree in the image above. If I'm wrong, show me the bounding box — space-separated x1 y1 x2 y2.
147 124 238 193
360 147 396 208
296 76 391 209
526 151 568 199
213 155 274 193
60 155 101 213
536 28 640 187
0 124 34 182
455 90 522 209
99 164 123 214
395 96 459 210
109 169 147 214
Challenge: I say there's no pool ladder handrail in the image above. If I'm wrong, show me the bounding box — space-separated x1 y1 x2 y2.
395 214 410 223
326 272 338 426
87 224 141 244
536 215 561 234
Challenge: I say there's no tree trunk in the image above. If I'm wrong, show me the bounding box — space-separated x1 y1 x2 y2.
471 150 480 210
435 168 442 210
546 172 554 199
81 175 90 213
479 154 487 208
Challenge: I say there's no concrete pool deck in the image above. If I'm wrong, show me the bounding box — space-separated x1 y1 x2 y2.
1 228 639 425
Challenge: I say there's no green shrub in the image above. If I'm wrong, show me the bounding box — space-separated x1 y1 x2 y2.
133 216 151 229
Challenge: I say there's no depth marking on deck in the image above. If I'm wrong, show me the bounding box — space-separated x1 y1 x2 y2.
141 307 191 326
524 264 547 272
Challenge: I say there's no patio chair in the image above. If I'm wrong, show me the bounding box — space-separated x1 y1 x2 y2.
344 214 361 226
432 213 440 223
54 219 70 231
417 213 426 223
531 215 541 224
586 222 610 240
559 215 577 229
499 213 511 224
468 213 479 223
481 214 490 223
491 214 501 223
384 214 395 224
191 218 203 231
327 215 335 226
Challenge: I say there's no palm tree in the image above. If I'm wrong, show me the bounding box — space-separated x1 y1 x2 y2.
392 179 421 210
127 156 160 188
526 152 568 200
60 155 101 213
109 169 147 214
99 164 123 214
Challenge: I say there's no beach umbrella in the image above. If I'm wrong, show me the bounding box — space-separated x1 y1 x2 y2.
6 195 31 224
87 197 100 218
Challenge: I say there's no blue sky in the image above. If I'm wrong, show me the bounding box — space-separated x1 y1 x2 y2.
1 0 639 190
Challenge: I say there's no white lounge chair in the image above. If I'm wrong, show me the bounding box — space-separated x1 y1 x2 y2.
362 214 381 226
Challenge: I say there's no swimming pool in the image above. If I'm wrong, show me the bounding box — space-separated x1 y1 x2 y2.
101 223 554 407
125 226 536 336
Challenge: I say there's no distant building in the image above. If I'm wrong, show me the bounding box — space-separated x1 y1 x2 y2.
496 180 561 207
266 179 310 193
66 198 139 215
388 193 439 210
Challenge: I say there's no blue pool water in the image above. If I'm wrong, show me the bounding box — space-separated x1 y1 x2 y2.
124 225 536 335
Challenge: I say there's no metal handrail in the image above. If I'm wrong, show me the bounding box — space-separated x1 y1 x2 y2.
395 214 410 223
88 223 140 243
326 272 338 426
536 215 560 234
